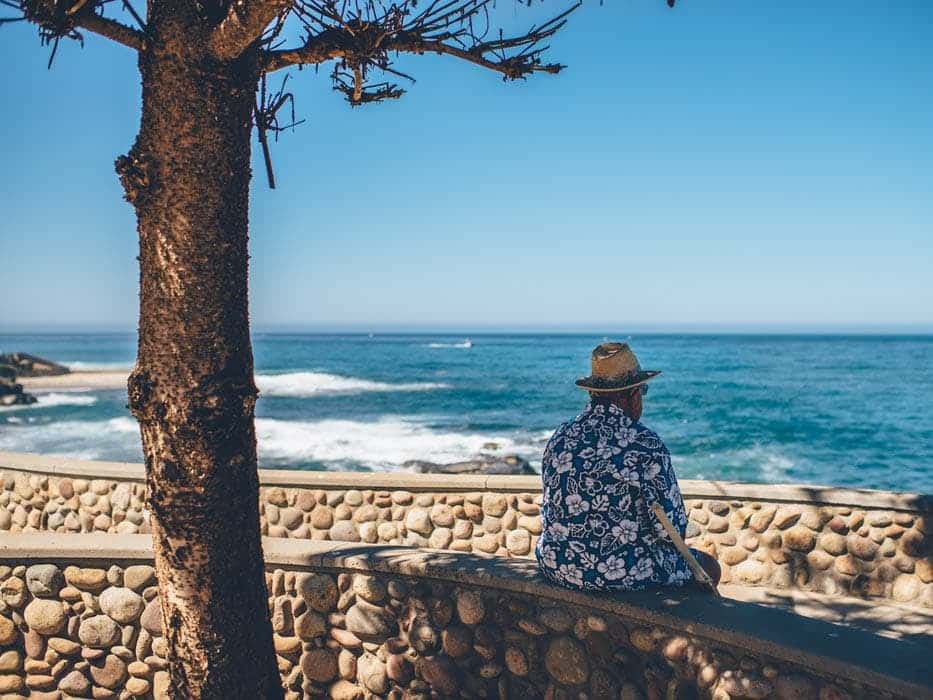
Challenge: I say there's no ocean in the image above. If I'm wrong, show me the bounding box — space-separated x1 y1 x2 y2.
1 333 931 493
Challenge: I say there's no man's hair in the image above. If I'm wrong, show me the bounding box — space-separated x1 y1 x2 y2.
588 389 632 405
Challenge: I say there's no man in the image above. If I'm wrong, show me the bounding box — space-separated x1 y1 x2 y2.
536 342 719 591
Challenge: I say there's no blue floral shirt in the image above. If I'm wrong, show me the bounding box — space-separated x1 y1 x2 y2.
535 402 694 591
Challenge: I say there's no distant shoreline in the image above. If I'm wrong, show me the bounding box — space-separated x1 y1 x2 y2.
20 370 130 391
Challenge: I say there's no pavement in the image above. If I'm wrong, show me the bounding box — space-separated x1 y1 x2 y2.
718 583 933 657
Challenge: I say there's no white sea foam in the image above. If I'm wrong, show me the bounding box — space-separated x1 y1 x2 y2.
717 445 795 482
0 417 140 461
744 445 795 482
256 417 542 469
256 372 449 397
65 361 133 371
425 342 472 349
35 393 98 407
0 392 98 412
673 444 794 482
0 413 544 470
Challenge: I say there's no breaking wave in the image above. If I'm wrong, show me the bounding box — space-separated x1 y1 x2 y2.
0 392 98 412
0 414 545 471
0 417 140 462
256 417 544 469
256 371 449 397
425 341 472 349
672 444 796 483
65 361 133 371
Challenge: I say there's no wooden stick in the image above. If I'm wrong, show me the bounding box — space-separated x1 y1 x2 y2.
650 502 720 596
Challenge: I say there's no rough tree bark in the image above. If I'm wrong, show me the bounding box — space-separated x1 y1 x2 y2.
119 2 281 697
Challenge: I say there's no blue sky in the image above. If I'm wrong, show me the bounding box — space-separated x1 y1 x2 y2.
1 0 931 331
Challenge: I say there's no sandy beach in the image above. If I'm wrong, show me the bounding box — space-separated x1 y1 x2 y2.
20 370 131 391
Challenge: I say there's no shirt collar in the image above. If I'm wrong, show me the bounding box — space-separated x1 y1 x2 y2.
585 401 629 421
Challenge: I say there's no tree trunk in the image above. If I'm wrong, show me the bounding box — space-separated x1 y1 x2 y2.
119 3 281 697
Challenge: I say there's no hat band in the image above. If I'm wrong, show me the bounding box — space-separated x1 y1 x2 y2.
594 369 641 383
576 369 660 392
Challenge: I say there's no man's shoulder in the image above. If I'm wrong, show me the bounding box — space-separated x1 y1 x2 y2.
543 410 592 456
626 421 670 454
631 420 660 439
547 415 581 444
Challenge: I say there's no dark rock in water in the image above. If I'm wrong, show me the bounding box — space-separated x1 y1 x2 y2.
0 352 67 406
0 352 70 377
0 377 37 406
404 454 536 476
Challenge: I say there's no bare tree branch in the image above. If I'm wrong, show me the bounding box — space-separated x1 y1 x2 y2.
209 0 292 60
263 1 579 98
254 0 669 172
383 32 563 80
77 11 145 49
1 0 146 53
262 26 345 70
119 0 145 31
254 73 305 187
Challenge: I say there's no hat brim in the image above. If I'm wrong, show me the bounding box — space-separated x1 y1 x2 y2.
575 370 661 392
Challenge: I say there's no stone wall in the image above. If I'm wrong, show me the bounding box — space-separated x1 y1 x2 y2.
1 452 930 608
682 498 929 605
0 534 924 700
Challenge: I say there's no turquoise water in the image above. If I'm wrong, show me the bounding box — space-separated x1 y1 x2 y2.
1 333 931 492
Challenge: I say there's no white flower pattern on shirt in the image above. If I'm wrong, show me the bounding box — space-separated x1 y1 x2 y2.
535 402 694 591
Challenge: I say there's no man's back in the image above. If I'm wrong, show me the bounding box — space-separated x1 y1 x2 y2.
535 401 694 590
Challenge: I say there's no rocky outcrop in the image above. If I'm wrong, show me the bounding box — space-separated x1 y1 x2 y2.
0 352 70 378
0 353 70 406
403 454 536 476
0 366 36 407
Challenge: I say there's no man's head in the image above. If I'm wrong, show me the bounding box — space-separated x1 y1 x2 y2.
589 383 648 421
576 341 658 421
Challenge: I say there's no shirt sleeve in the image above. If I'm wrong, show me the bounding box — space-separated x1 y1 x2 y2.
540 430 566 495
542 433 558 467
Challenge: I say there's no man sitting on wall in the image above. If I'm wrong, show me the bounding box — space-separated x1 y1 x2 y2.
536 342 720 591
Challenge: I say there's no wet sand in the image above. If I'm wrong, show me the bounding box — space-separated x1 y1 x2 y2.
20 371 130 391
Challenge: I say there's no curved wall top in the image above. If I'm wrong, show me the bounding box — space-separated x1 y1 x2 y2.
2 451 929 512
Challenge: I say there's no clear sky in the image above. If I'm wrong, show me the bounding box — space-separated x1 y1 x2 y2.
1 0 931 332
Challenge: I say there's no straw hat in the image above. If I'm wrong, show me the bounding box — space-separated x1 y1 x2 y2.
575 342 661 393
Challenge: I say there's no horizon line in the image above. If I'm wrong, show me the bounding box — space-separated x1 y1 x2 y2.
2 322 933 337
